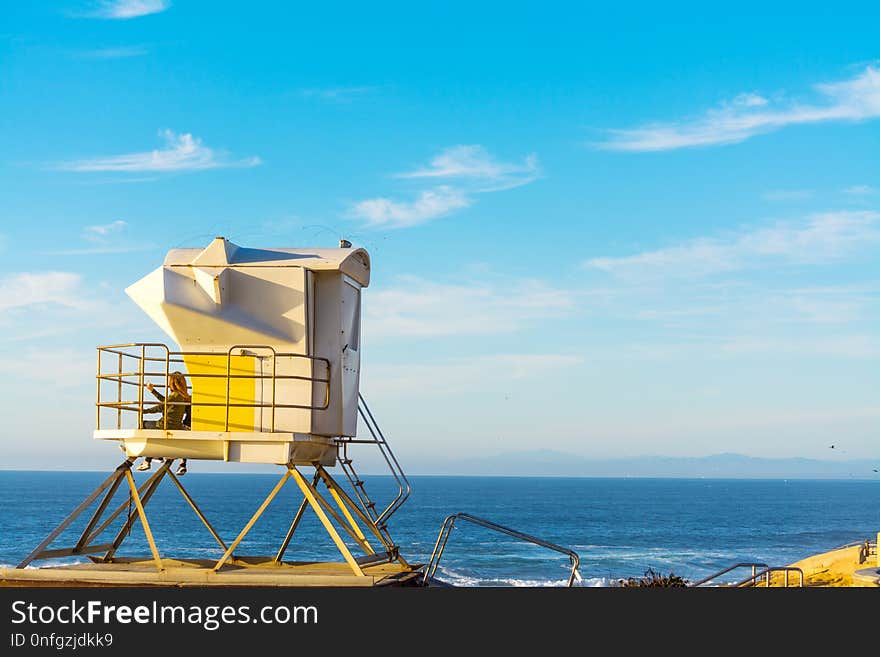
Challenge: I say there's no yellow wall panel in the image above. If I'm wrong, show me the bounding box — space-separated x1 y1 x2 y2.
184 354 257 432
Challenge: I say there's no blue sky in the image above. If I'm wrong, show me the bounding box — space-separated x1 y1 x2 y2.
1 1 878 472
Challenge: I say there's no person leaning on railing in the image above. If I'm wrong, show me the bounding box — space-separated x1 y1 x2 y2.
136 371 191 476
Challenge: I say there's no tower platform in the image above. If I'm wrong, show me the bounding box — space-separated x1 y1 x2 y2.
95 429 338 466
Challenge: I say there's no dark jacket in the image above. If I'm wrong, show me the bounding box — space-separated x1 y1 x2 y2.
144 388 191 430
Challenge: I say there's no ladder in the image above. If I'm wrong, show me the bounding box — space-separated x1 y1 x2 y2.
335 393 411 548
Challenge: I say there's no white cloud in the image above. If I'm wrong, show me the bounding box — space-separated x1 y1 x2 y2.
731 92 768 108
0 272 92 313
89 0 170 19
350 186 471 229
57 130 261 173
844 185 875 195
396 144 540 191
351 145 540 228
301 86 379 101
365 353 584 397
598 65 880 151
74 45 149 59
585 211 880 279
37 220 156 254
41 245 157 256
0 348 98 384
718 335 880 358
762 189 813 202
84 220 127 239
782 284 878 324
365 276 575 338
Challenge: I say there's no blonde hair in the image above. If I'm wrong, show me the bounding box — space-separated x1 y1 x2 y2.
169 371 190 400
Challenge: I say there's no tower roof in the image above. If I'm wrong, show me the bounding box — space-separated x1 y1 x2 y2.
163 237 371 286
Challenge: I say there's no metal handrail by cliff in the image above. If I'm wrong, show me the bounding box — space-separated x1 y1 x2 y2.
831 538 876 563
423 512 581 587
733 566 804 588
689 562 769 587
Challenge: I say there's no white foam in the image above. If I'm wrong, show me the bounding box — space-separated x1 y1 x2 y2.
436 567 611 588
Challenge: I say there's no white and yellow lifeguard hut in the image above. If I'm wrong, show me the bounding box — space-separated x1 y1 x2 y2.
98 235 368 464
8 237 419 587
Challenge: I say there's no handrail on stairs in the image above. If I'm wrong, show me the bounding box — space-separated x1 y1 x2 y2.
689 562 769 587
423 512 582 587
733 566 804 588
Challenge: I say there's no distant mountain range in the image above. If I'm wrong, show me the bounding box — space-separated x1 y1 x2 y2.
404 450 880 479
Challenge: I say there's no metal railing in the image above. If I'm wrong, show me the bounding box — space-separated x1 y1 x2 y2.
96 343 331 432
689 562 769 587
423 512 582 587
691 562 804 587
832 538 876 564
733 566 804 588
335 394 411 524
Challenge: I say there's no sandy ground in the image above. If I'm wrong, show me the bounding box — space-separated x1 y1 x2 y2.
778 543 879 587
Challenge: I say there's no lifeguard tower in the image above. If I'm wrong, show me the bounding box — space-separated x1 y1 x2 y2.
8 237 420 586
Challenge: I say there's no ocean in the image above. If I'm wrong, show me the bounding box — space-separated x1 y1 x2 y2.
2 471 879 587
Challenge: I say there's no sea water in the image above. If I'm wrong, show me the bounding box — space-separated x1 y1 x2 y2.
2 471 879 586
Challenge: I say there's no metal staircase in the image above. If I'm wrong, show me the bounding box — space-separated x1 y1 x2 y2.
333 393 412 558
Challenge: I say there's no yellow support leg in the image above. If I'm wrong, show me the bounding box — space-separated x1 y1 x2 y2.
213 471 291 571
320 474 373 553
316 466 406 564
168 470 229 552
124 470 163 572
289 466 365 577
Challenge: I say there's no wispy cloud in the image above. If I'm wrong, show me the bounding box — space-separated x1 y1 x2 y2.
0 272 141 350
365 275 574 338
300 86 380 102
365 353 583 397
844 184 876 196
84 219 127 239
762 189 814 202
87 0 170 19
42 245 158 256
718 334 880 358
598 65 880 151
0 272 93 313
350 145 540 228
56 130 261 173
74 45 149 59
585 211 880 279
0 348 99 384
39 220 157 255
350 187 471 229
396 144 540 191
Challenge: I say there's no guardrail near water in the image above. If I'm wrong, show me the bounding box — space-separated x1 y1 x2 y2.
423 512 582 587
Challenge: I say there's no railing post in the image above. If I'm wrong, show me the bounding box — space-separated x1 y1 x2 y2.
138 345 145 429
271 351 276 432
225 350 231 432
117 352 123 429
96 348 102 430
164 346 169 429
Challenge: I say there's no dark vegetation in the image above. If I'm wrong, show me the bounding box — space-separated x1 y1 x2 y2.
616 568 690 587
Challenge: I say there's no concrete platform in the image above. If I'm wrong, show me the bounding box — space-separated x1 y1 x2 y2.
0 556 427 588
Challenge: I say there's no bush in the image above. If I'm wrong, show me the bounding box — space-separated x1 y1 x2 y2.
616 567 690 587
